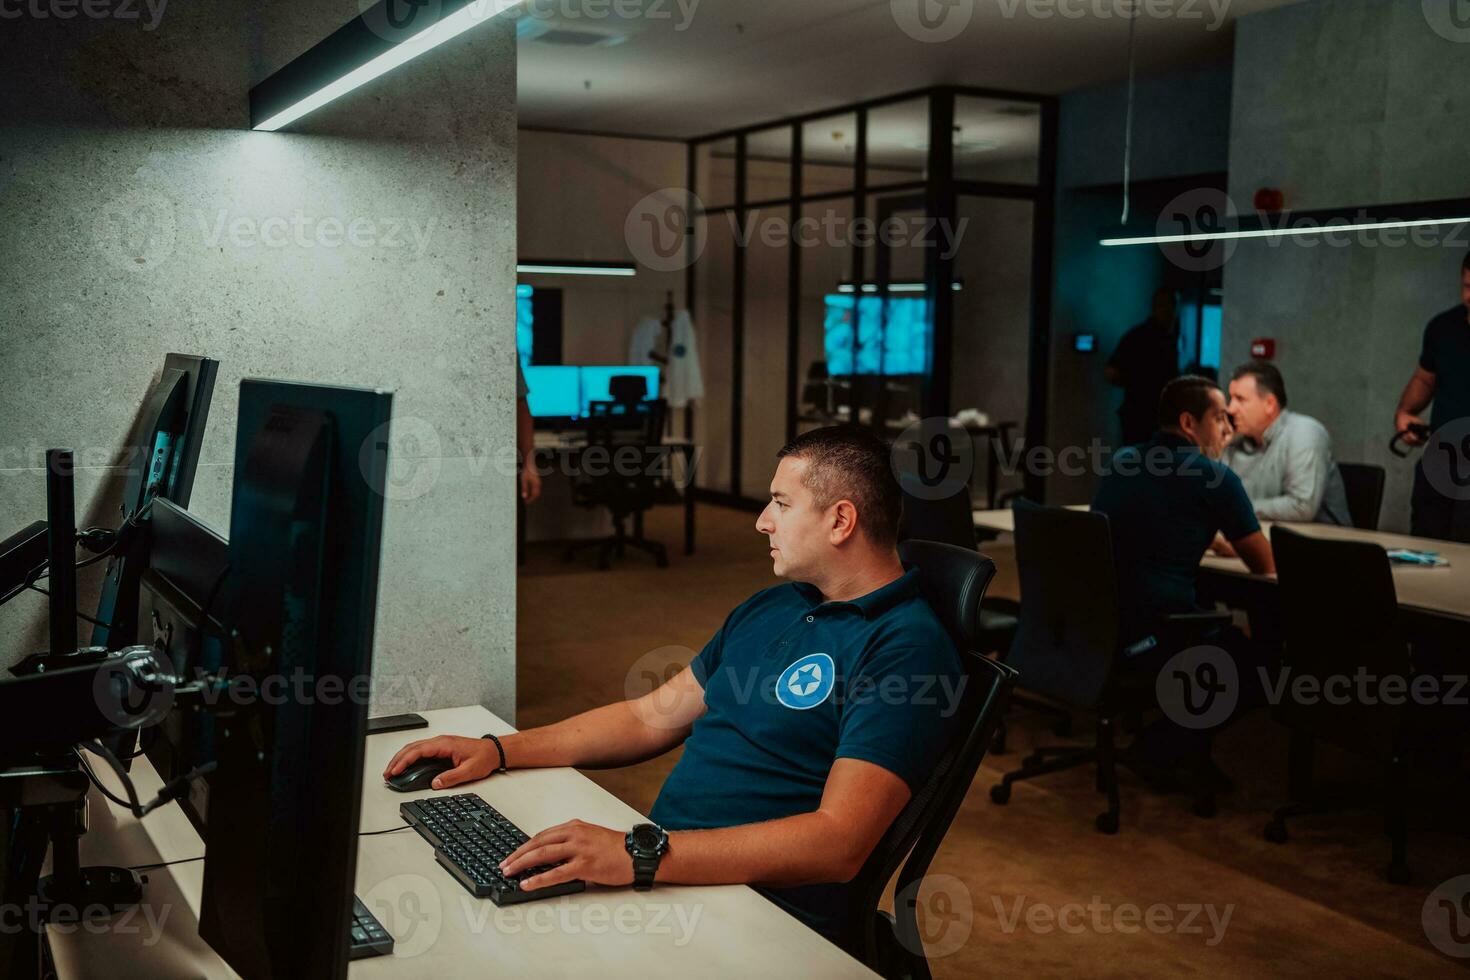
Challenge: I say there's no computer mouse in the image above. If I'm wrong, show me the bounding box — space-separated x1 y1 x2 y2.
386 758 455 793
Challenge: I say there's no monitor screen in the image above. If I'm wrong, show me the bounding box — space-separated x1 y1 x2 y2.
580 366 659 415
524 366 581 418
823 295 932 376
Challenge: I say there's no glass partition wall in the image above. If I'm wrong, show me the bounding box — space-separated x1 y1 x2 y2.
687 87 1057 506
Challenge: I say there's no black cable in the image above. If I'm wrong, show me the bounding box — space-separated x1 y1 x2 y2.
359 825 415 838
22 582 113 630
82 739 216 819
129 855 204 873
76 752 137 811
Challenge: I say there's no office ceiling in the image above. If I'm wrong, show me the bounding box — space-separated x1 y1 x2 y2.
515 0 1305 141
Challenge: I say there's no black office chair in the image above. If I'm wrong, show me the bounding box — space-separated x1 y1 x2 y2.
842 539 1017 980
895 478 1069 753
1337 462 1386 531
1264 525 1419 882
563 397 670 570
988 500 1228 833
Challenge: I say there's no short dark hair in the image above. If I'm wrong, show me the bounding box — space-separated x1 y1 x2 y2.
1231 359 1288 409
1462 250 1470 274
1157 375 1222 431
776 426 901 548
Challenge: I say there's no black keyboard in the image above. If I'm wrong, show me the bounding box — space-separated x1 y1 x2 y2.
399 794 586 906
348 895 394 960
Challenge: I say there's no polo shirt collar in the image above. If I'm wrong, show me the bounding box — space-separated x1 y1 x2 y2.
791 565 921 620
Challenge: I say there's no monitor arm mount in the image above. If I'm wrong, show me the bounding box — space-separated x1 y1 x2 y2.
0 644 252 979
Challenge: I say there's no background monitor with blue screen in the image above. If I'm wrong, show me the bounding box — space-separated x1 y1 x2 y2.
823 294 932 376
524 366 581 419
580 366 660 415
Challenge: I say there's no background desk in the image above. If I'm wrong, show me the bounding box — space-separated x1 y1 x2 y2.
49 706 876 980
973 507 1470 630
520 437 699 563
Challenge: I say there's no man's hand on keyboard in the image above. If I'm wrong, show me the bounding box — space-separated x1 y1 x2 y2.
498 820 635 891
383 736 498 789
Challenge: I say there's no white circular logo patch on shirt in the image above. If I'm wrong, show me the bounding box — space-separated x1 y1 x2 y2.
776 653 836 710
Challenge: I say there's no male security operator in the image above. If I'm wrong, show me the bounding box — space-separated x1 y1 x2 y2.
1394 250 1470 542
385 426 963 944
1221 360 1350 525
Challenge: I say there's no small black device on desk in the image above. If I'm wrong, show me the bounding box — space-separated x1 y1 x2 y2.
368 713 429 736
400 794 586 906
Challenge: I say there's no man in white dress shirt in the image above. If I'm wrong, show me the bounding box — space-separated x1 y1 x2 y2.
1222 360 1350 526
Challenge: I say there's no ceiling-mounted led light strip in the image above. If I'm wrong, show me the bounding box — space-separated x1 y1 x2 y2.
837 281 964 294
251 0 523 132
1101 215 1470 247
517 262 638 278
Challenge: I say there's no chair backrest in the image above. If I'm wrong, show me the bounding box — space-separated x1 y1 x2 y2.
1337 462 1386 531
575 400 670 512
1007 499 1120 708
608 374 649 406
844 540 1016 969
1270 526 1409 758
897 479 978 553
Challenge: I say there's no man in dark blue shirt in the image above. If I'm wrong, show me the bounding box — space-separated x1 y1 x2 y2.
1395 251 1470 542
386 426 963 945
1093 375 1274 645
1092 376 1275 784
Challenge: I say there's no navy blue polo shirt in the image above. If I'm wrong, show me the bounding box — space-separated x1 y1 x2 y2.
1091 432 1259 645
1420 305 1470 431
648 566 963 942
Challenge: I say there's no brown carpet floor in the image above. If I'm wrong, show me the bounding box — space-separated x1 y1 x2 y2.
517 503 1470 977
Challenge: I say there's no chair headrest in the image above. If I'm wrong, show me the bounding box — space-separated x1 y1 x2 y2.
897 539 995 652
609 375 648 404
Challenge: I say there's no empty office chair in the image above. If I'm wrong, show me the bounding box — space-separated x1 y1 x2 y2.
895 478 1068 753
563 397 670 570
989 500 1228 833
1336 462 1386 531
843 539 1017 980
1264 525 1420 883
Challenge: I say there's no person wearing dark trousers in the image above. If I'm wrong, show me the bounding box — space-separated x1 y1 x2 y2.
1395 251 1470 542
1106 288 1183 447
1092 376 1276 791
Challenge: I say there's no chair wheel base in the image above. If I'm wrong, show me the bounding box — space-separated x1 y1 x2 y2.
990 783 1011 805
1263 820 1288 844
1095 811 1119 835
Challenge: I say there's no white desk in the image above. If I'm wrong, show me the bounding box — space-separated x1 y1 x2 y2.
49 706 877 979
973 507 1470 625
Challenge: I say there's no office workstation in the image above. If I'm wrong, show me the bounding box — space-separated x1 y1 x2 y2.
5 2 1470 979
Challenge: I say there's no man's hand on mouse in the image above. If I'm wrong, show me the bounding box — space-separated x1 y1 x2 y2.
384 735 499 790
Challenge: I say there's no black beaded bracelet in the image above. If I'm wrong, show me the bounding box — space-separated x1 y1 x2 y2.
481 733 509 773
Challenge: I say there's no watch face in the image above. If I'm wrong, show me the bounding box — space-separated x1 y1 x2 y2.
632 825 663 851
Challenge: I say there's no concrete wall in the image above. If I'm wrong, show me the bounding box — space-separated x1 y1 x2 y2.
0 0 520 720
1224 0 1470 532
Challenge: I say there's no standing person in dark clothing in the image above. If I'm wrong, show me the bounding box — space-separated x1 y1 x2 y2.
1395 252 1470 542
1106 288 1184 446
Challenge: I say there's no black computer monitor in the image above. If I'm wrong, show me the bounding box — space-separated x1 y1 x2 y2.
91 352 218 651
139 378 391 980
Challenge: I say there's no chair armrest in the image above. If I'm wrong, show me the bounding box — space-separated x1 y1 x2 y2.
1159 611 1233 646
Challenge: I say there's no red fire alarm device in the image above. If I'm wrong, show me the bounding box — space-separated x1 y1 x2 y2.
1250 338 1276 359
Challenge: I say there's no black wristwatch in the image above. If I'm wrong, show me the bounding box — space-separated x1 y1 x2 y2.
625 823 669 892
